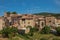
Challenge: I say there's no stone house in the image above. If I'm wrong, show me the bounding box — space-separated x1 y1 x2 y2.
55 17 60 27
0 13 60 33
45 15 56 28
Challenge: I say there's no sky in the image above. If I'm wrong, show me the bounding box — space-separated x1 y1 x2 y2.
0 0 60 16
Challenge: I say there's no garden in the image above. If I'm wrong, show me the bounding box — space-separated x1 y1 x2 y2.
0 26 60 40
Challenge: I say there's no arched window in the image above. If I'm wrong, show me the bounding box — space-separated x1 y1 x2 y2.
42 22 44 27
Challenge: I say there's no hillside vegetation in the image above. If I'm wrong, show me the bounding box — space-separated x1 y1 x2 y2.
34 12 60 17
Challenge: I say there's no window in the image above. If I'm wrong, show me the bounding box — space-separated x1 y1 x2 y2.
9 22 12 25
49 21 51 22
31 15 33 17
38 25 40 27
42 22 44 27
28 22 30 24
25 14 27 16
22 19 25 21
22 19 25 23
17 16 22 18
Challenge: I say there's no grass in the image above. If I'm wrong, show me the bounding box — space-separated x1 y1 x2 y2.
30 32 53 40
0 32 60 40
13 32 60 40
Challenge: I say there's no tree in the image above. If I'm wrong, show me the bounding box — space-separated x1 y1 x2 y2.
6 12 10 14
56 27 60 35
1 27 10 37
26 26 38 36
1 27 18 38
26 26 38 32
41 26 51 34
12 12 17 14
6 12 11 16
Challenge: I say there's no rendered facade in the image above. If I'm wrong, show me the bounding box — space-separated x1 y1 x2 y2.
0 13 60 33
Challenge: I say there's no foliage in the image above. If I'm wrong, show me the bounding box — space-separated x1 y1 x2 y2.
34 12 60 17
26 26 32 28
10 27 18 33
41 26 51 34
12 12 17 14
53 38 60 40
9 36 19 40
56 27 60 35
6 11 17 14
1 27 18 38
30 27 37 32
27 26 38 32
6 12 10 14
40 37 48 40
27 26 38 36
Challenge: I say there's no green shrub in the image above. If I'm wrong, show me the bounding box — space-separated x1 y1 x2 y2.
1 27 18 38
27 26 38 36
56 27 60 35
41 26 50 34
53 38 60 40
40 37 48 40
12 12 17 14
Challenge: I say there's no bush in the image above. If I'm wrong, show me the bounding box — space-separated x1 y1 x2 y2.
41 26 50 34
26 26 38 36
1 27 18 38
26 26 38 32
40 37 48 40
53 38 60 40
12 12 17 14
56 27 60 35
